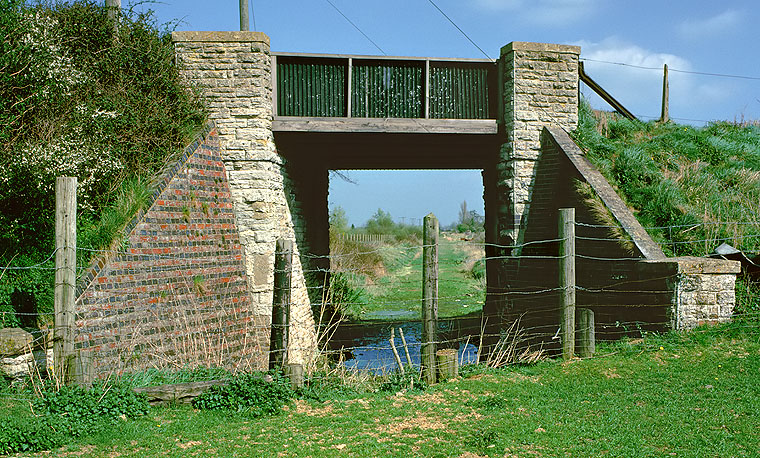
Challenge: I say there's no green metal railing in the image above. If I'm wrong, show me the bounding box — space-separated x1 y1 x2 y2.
274 54 495 120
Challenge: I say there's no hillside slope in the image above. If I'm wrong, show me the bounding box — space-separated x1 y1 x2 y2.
573 102 760 257
572 102 760 314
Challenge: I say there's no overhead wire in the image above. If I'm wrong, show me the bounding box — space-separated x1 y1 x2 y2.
425 0 493 62
324 0 386 55
580 57 760 81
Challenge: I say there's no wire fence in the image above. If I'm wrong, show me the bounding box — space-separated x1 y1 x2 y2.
2 220 760 393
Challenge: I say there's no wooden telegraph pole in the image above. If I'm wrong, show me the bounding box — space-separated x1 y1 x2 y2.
422 213 439 384
239 0 250 31
105 0 120 33
54 177 77 384
660 64 669 123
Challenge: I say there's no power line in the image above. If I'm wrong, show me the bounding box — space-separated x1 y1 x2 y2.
425 0 493 62
324 0 386 55
581 57 760 81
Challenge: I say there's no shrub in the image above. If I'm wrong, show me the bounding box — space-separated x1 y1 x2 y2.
0 413 64 455
193 371 295 416
379 370 427 393
33 382 150 437
0 0 205 320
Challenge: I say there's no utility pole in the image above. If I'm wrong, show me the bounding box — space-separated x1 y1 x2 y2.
660 64 669 123
105 0 120 35
239 0 249 31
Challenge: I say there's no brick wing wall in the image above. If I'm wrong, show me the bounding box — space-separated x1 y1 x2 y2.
75 124 265 378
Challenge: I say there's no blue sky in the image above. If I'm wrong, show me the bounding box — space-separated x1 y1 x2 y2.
139 0 760 226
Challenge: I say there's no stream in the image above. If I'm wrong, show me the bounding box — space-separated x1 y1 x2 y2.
329 313 482 372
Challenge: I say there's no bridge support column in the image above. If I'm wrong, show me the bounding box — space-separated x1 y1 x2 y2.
172 31 317 368
484 42 581 354
497 42 580 251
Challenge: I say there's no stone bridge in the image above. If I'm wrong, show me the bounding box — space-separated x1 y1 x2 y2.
71 31 739 379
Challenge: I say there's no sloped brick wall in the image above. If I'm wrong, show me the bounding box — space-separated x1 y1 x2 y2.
75 124 266 379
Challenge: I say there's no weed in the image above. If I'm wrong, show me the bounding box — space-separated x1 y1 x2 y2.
378 369 427 393
192 371 294 417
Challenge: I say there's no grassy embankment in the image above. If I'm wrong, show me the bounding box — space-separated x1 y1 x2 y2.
573 102 760 316
4 322 758 457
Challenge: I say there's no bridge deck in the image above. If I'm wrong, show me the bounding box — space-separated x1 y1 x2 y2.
272 117 498 134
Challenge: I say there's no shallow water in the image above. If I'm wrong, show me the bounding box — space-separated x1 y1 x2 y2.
330 316 481 372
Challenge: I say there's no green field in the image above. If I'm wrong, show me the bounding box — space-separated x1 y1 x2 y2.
4 322 758 457
340 235 485 320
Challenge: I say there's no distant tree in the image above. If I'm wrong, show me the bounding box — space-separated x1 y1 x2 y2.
329 206 349 232
366 208 394 234
458 200 468 225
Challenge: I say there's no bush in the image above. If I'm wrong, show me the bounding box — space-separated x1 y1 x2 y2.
0 0 205 320
193 371 295 417
33 382 150 437
0 413 64 455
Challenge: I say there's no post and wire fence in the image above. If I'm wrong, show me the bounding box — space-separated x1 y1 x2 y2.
3 197 760 392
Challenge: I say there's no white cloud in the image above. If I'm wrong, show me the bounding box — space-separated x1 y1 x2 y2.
577 38 733 122
472 0 599 25
677 10 742 40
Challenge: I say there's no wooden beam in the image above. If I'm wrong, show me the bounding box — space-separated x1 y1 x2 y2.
272 51 494 64
579 61 637 121
272 117 498 134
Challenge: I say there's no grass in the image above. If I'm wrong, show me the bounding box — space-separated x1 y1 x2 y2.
5 322 759 457
572 101 760 259
335 234 485 320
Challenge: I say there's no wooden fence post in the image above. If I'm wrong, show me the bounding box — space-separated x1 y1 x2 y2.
558 208 575 360
436 349 458 381
269 239 292 370
577 308 595 357
285 363 304 389
54 177 77 384
422 213 438 384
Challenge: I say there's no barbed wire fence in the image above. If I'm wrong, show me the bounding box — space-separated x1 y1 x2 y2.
2 206 760 397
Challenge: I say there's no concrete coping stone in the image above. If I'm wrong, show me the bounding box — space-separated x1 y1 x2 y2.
501 41 580 56
172 31 270 44
669 256 742 275
639 256 741 275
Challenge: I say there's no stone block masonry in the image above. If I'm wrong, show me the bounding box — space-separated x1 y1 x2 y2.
75 124 265 378
172 32 316 367
499 42 580 249
670 257 741 329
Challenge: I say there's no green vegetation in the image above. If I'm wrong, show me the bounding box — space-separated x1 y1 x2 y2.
0 381 149 455
2 322 757 457
0 0 206 327
572 101 760 315
573 101 760 258
328 208 485 320
117 366 232 388
192 371 294 416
